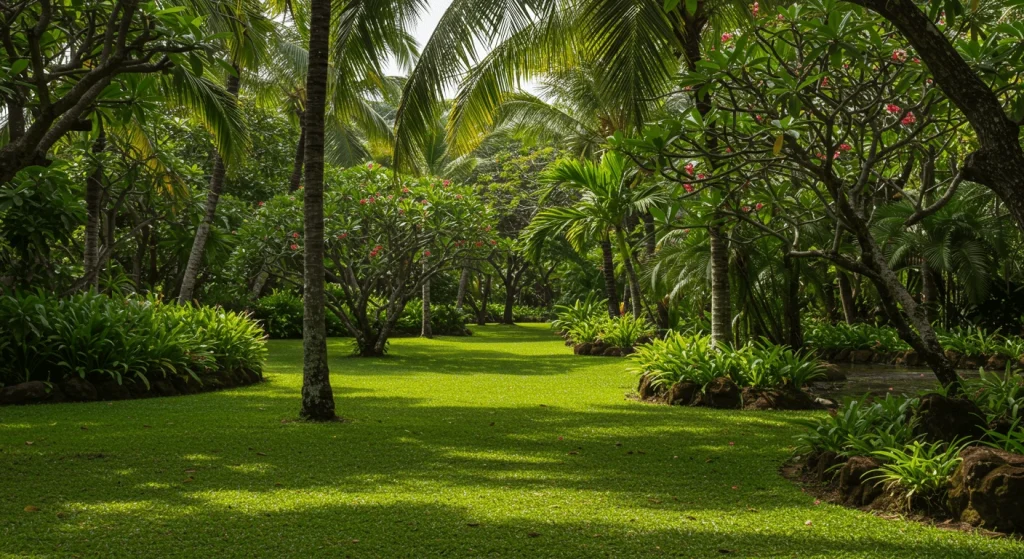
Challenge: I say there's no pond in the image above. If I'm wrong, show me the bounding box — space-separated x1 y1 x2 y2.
809 363 983 401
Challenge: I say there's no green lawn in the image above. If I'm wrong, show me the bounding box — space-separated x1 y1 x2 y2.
1 324 1021 558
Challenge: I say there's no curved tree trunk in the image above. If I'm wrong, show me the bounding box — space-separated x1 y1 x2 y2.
421 259 433 338
299 0 335 421
783 255 803 348
83 127 106 291
600 237 620 318
837 271 857 324
477 274 491 325
177 71 241 305
288 120 305 192
709 223 732 346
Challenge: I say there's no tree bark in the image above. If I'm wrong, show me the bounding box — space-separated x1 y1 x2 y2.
177 71 241 305
600 237 620 318
615 227 642 317
837 271 857 324
83 127 106 291
477 274 491 325
921 262 939 324
783 255 802 348
421 259 433 338
709 223 732 346
455 265 470 314
299 0 336 421
289 120 305 192
502 285 515 324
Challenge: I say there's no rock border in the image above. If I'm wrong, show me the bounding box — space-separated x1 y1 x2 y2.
634 374 827 411
815 347 1021 371
0 369 263 406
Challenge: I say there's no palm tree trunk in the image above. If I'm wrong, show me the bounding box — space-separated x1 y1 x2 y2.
83 127 106 291
421 259 433 338
837 271 857 324
783 255 802 347
709 223 732 346
299 0 336 421
600 237 620 318
177 71 241 305
614 227 642 318
289 119 305 192
455 265 470 314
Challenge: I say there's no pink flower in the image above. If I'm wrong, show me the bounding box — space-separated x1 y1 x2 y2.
421 199 429 205
697 173 706 180
683 183 694 193
423 250 431 257
292 232 299 238
456 194 463 199
777 14 785 21
442 179 451 187
839 143 852 152
742 205 751 212
337 233 347 239
751 1 759 17
725 147 732 153
891 49 907 63
490 240 497 245
290 244 298 250
721 33 733 43
886 103 901 114
755 203 763 210
685 162 695 176
912 57 921 64
360 199 368 205
367 162 374 170
402 187 410 194
821 76 829 88
754 114 763 123
258 201 265 207
901 112 916 125
484 225 491 232
474 241 483 247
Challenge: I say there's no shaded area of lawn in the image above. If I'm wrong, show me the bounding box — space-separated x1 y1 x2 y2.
1 324 1021 558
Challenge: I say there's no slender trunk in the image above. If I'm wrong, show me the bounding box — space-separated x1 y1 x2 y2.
455 265 470 314
503 284 514 324
299 0 336 421
421 259 433 338
177 71 241 305
821 277 837 324
83 127 106 291
614 227 642 317
600 237 620 318
477 275 491 325
709 223 732 346
837 271 857 324
921 261 939 325
289 120 305 192
250 270 269 300
783 255 803 348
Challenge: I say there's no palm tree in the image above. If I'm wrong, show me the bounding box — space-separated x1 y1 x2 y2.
523 151 662 317
298 0 335 422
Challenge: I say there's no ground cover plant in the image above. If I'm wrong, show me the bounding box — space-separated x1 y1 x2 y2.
0 292 266 398
2 326 1023 558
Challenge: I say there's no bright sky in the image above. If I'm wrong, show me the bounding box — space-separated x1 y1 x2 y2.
385 0 454 77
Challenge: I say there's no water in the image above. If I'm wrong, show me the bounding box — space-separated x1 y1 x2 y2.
808 363 983 401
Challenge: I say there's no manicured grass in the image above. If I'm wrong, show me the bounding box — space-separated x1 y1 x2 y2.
1 324 1021 558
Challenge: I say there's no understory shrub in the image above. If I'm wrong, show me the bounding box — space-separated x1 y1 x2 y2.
630 331 825 389
0 292 266 389
396 299 469 336
551 294 607 334
485 303 552 323
869 440 968 512
805 321 1024 363
253 290 347 338
564 314 655 348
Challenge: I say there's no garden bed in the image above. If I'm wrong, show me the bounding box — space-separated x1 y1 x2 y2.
634 374 825 411
815 347 1023 371
0 369 263 406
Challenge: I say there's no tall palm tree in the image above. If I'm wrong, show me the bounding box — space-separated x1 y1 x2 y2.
299 0 336 422
523 151 662 317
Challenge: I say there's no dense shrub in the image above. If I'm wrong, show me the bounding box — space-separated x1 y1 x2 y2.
252 290 347 338
396 299 469 336
795 395 921 458
803 322 910 352
485 303 552 323
631 332 825 389
0 292 266 389
551 295 607 334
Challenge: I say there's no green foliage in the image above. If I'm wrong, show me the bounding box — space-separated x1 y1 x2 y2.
252 290 348 339
795 395 920 457
630 331 824 389
599 314 655 349
397 300 469 336
869 440 967 512
551 294 607 333
484 303 552 323
567 317 607 344
0 292 265 388
803 322 910 352
984 419 1024 455
963 368 1024 424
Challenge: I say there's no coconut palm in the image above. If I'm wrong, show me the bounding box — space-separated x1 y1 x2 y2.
523 151 663 317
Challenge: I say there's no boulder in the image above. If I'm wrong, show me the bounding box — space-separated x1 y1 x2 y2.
833 348 851 362
170 375 202 395
850 349 874 363
0 381 51 405
945 350 962 364
573 342 593 356
61 377 97 402
986 354 1009 371
910 393 987 444
589 343 607 356
636 375 664 401
821 363 846 382
693 377 741 409
948 446 1024 534
666 381 700 406
838 456 884 507
619 346 635 357
806 450 845 482
95 380 132 401
152 380 179 397
127 380 152 399
603 347 622 357
960 355 985 371
741 387 820 411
